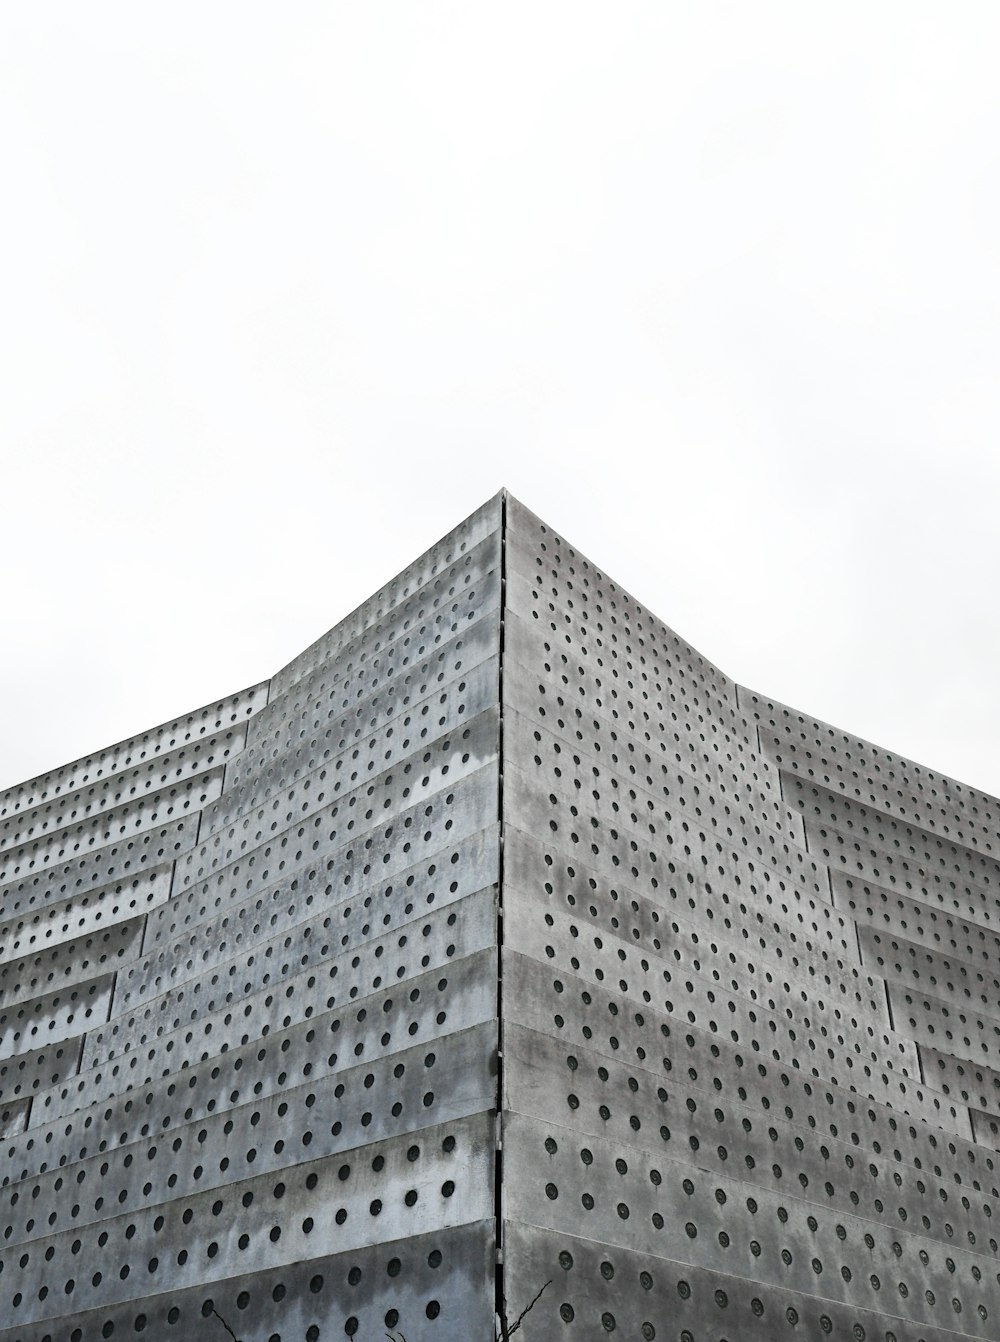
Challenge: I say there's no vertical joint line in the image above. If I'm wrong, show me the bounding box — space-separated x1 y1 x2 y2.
914 1039 925 1087
495 494 508 1321
105 969 119 1025
71 1032 86 1082
138 910 152 958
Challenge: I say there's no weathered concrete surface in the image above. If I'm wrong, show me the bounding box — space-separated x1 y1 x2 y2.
0 497 500 1341
3 489 1000 1341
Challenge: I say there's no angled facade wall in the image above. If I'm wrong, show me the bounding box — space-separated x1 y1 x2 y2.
2 490 1000 1341
0 496 502 1342
498 496 1000 1342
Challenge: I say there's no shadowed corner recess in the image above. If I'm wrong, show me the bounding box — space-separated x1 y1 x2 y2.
1 489 999 1341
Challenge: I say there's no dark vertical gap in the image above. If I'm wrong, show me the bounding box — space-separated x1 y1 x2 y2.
150 845 183 959
138 909 152 958
68 1032 86 1087
494 490 508 1337
884 978 896 1033
914 1039 926 1087
104 969 118 1025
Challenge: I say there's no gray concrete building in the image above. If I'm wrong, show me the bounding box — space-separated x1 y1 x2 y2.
2 490 999 1340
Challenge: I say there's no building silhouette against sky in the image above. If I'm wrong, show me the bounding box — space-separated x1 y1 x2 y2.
1 491 999 1340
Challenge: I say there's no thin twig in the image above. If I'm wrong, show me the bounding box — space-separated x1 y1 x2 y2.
498 1279 551 1340
210 1307 242 1342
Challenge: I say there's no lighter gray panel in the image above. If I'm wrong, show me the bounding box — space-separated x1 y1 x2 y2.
0 501 503 1339
10 489 1000 1341
499 493 998 1342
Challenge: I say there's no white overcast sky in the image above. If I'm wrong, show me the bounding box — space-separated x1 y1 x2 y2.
3 4 1000 799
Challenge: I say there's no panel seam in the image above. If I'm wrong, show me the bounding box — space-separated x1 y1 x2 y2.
495 491 508 1334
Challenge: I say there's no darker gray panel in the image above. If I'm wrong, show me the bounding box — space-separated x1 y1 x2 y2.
10 488 1000 1340
0 1223 494 1342
499 493 996 1342
0 500 502 1339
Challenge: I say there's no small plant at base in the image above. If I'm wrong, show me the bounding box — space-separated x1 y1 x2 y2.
209 1306 243 1342
208 1281 551 1340
496 1279 551 1341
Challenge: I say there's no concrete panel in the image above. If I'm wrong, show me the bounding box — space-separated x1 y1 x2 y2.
0 499 501 1338
0 724 248 855
6 488 1000 1339
0 685 266 823
0 865 172 963
0 914 144 1001
499 492 999 1342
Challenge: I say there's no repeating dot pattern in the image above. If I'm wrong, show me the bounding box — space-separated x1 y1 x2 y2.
499 494 1000 1342
0 495 502 1341
8 487 1000 1342
752 722 1000 1136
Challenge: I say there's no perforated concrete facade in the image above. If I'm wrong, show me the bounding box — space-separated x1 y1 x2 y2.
3 490 1000 1341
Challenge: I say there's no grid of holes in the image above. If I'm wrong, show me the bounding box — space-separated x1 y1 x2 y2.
8 953 496 1170
200 644 497 845
0 920 144 1006
0 689 265 822
504 836 932 1111
270 494 500 699
0 1228 491 1342
172 710 494 897
0 820 200 922
0 868 171 954
833 875 1000 970
778 769 1000 1134
0 974 113 1060
0 728 246 854
499 497 1000 1340
0 1028 495 1241
113 813 495 1015
746 694 1000 851
0 769 225 886
0 1117 487 1329
222 543 499 811
503 1024 1000 1253
859 926 1000 1023
509 1110 997 1330
786 780 1000 891
506 1220 981 1342
0 503 504 1338
921 1046 1000 1114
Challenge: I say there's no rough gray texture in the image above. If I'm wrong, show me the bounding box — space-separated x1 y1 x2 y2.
3 490 1000 1341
